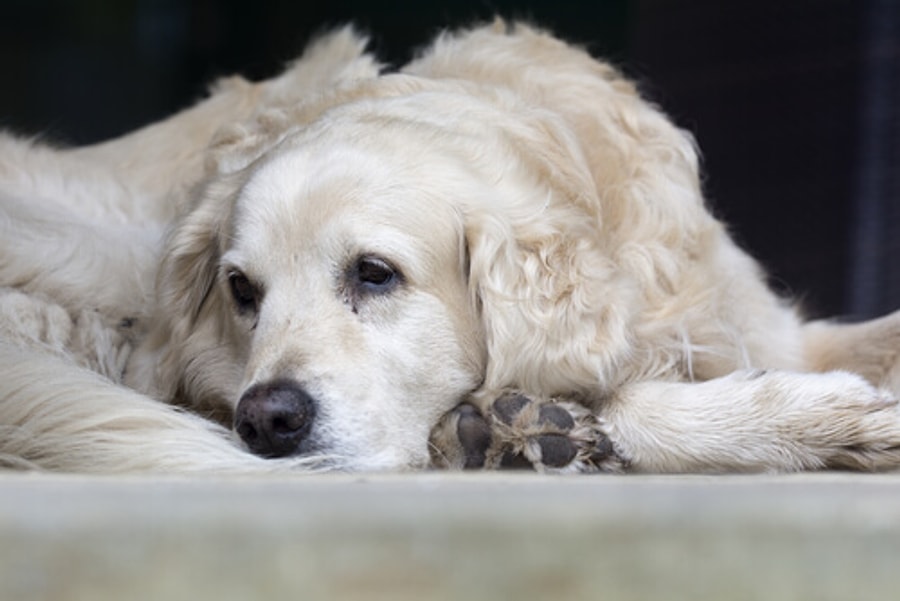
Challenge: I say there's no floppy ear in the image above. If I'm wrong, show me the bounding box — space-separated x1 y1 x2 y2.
433 22 716 397
127 173 241 419
463 117 640 399
156 178 234 332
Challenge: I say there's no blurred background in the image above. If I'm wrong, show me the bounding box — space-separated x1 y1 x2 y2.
1 0 898 320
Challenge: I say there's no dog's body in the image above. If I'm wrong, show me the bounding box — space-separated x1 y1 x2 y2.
2 22 899 473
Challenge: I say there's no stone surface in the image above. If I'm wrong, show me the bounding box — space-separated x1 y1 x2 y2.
1 471 899 600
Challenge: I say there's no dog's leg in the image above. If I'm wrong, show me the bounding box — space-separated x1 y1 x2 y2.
601 370 900 473
431 370 900 473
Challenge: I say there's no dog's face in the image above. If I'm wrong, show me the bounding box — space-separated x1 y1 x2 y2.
222 118 503 468
137 66 649 470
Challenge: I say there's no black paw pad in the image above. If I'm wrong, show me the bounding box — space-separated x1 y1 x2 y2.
455 404 492 469
538 404 576 430
493 393 530 425
590 435 617 463
500 450 535 470
536 434 578 467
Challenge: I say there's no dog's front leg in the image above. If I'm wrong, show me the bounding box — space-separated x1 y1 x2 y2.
601 370 900 473
429 370 900 474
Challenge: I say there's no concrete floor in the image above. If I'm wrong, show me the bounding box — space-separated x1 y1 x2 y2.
1 471 899 601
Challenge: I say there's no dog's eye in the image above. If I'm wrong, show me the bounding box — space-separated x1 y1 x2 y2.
228 271 260 313
354 255 401 292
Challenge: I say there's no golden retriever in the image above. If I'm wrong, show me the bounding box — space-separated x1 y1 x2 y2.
2 22 900 473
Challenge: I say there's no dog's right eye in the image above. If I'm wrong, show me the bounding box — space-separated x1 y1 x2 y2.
228 271 260 314
352 255 402 294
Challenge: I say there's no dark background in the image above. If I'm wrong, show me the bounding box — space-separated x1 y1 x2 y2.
2 0 898 320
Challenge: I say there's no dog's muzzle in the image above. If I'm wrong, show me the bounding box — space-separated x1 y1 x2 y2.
233 380 317 458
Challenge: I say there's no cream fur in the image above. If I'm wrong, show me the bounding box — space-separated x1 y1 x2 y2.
2 22 900 473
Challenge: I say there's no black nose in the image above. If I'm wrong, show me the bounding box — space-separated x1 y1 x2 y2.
234 380 317 458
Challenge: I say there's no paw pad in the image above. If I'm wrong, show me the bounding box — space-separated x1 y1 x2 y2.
538 404 576 430
454 404 492 469
534 434 578 467
493 393 530 425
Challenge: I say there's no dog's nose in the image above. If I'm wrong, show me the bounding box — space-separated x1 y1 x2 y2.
234 380 317 458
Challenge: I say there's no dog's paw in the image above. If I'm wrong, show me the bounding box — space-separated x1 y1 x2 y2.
810 376 900 471
429 392 626 473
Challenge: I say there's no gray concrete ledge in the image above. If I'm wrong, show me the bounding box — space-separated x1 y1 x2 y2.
2 471 900 600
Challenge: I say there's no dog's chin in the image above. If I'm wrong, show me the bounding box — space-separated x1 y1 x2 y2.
234 431 431 472
340 447 431 472
324 437 434 471
287 449 430 473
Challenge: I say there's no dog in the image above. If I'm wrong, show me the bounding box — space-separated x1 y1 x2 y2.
2 21 899 473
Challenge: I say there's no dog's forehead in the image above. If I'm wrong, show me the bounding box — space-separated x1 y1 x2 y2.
230 128 470 275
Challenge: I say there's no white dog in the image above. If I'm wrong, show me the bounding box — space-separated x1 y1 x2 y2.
2 22 899 473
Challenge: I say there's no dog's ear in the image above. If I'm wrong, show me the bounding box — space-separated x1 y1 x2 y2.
441 22 716 397
157 184 232 327
463 117 640 398
128 174 240 415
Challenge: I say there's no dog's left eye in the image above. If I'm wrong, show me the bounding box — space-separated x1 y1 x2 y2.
353 255 401 293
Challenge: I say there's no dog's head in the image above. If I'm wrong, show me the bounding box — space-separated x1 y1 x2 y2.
131 23 705 470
